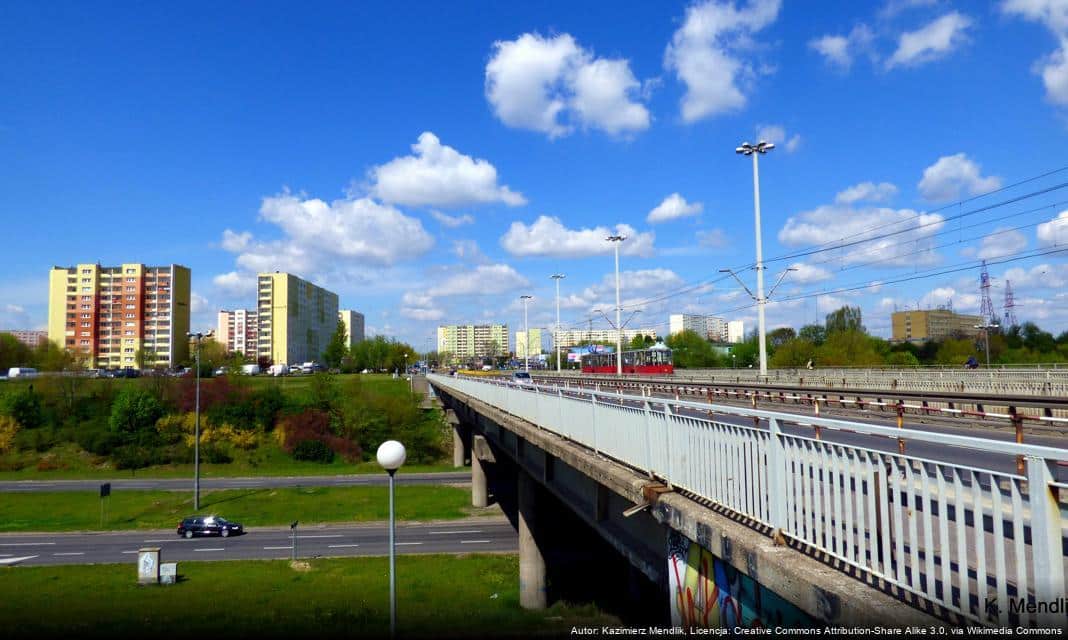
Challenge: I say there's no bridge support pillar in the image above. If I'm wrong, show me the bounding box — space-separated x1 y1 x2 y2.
452 426 465 467
518 469 547 610
471 435 490 508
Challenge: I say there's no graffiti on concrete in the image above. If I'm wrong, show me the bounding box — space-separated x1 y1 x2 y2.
667 530 813 629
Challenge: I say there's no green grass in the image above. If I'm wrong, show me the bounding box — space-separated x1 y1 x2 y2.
0 485 473 532
0 555 615 638
0 440 456 480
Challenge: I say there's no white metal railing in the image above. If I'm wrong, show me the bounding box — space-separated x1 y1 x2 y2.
430 373 1068 627
531 368 1068 397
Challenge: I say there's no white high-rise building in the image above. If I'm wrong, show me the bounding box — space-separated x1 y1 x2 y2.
552 327 659 349
669 314 735 342
515 328 543 358
727 320 745 344
217 309 259 356
338 310 365 349
437 324 508 361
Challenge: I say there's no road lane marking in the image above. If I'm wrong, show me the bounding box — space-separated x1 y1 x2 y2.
0 542 55 546
263 546 293 550
121 551 138 554
53 552 84 556
297 535 343 539
395 542 422 546
194 548 224 552
327 544 360 548
428 530 481 535
460 540 491 544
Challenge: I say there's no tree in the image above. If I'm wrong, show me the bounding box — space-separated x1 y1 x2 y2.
665 330 720 368
825 306 864 334
767 327 797 348
0 333 32 371
109 389 164 439
769 338 816 367
323 319 349 369
798 324 827 346
815 329 883 366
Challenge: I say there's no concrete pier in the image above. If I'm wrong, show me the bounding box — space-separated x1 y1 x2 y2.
518 469 547 610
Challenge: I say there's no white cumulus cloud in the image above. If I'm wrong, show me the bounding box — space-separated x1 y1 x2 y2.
809 24 875 71
647 193 704 223
1037 210 1068 246
755 123 802 152
367 132 525 208
886 12 972 69
500 216 655 258
788 262 834 284
485 33 650 138
213 271 258 296
664 0 782 122
918 153 1002 202
1002 0 1068 106
430 211 475 228
435 264 531 296
779 199 945 267
976 227 1029 259
220 230 251 252
835 181 899 204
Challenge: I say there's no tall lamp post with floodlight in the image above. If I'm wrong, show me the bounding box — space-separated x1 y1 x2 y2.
187 330 213 510
551 274 565 372
377 440 406 639
520 295 533 371
606 235 626 375
975 321 999 367
735 140 774 377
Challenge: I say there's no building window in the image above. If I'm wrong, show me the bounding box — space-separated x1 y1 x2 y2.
80 340 89 346
81 287 91 292
126 268 135 274
81 322 90 328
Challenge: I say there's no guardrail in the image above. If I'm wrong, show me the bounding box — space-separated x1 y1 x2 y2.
532 368 1068 397
429 373 1068 627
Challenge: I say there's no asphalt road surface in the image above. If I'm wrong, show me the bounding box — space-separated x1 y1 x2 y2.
0 471 470 493
0 518 517 566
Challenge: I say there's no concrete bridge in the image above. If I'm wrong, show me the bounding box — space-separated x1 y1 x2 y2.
427 373 1068 630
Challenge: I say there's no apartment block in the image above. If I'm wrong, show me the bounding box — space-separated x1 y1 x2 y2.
726 320 745 344
2 330 48 349
256 272 339 365
437 324 508 361
217 310 259 356
47 263 190 369
338 309 365 350
515 328 543 358
891 310 983 343
668 314 740 343
552 327 660 349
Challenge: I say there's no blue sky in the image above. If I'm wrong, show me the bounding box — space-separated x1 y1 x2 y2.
3 0 1068 351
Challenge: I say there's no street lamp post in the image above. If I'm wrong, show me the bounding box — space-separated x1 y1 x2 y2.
606 235 626 375
377 440 407 639
975 322 999 366
520 295 533 371
186 330 213 510
735 140 774 377
551 274 565 372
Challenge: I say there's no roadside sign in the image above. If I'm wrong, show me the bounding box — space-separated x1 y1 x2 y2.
100 483 111 498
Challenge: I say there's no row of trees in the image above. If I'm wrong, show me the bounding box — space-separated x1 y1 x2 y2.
612 306 1068 369
322 326 418 374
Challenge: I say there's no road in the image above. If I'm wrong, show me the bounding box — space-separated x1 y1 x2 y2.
0 518 517 566
0 471 470 493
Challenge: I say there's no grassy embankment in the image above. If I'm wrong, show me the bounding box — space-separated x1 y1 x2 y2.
0 373 456 480
0 485 473 533
0 555 616 638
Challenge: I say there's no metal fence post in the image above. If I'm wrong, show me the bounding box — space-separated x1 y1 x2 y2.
1027 455 1064 625
591 390 599 456
643 400 654 474
767 417 788 533
664 402 676 483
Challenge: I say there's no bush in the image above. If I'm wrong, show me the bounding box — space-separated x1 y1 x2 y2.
112 445 152 471
2 388 43 429
201 443 233 464
277 409 361 462
292 439 335 463
0 415 20 453
109 389 164 437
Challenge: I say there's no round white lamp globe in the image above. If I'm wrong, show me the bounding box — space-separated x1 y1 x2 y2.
376 440 407 471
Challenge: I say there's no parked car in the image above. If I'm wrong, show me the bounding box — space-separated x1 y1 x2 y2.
241 364 261 376
301 362 325 374
268 363 288 377
177 515 244 539
7 367 38 379
213 366 229 376
288 365 303 375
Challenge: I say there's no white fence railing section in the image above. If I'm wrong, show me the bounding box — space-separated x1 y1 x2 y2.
428 373 1068 627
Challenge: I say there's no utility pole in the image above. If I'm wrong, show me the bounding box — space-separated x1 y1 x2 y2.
736 140 774 377
606 235 626 375
551 274 565 372
520 295 533 372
